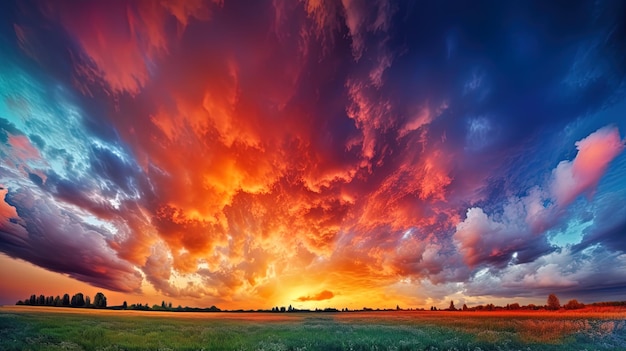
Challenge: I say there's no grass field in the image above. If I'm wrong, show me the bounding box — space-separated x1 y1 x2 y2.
1 306 625 350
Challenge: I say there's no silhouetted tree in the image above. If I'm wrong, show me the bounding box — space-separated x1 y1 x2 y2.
462 304 468 311
122 301 128 310
449 301 456 311
38 295 45 305
54 296 61 306
71 293 85 307
93 292 107 308
62 294 70 306
547 294 560 310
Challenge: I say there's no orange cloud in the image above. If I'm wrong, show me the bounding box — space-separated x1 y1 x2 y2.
6 0 461 309
0 187 20 226
296 289 334 302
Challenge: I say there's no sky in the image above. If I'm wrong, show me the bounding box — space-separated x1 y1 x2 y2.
0 0 625 310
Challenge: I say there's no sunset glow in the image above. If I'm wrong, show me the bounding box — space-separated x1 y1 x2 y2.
1 0 625 310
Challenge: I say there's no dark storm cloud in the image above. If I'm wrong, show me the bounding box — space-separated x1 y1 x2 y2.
0 187 142 292
581 219 626 253
463 245 626 301
88 145 140 195
574 191 626 253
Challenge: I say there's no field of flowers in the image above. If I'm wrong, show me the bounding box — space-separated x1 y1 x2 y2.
1 306 625 350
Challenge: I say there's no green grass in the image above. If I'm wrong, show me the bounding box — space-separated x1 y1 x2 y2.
1 308 625 350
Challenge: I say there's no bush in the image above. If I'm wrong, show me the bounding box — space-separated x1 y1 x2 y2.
563 299 584 310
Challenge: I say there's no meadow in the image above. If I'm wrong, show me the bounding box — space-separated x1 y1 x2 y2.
1 306 625 351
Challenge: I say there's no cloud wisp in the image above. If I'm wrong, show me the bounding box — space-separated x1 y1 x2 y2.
296 290 335 302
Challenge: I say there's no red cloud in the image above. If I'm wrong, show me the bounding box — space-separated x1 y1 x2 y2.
41 0 214 95
296 290 334 302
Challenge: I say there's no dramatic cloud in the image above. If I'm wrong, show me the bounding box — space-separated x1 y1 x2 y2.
1 0 625 308
464 245 626 302
454 126 624 282
0 186 142 292
453 191 553 269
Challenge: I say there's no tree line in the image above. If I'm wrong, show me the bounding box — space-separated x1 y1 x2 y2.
17 292 107 308
428 294 586 312
15 294 223 313
16 292 623 312
119 300 221 312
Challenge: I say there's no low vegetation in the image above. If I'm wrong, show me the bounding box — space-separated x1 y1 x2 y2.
6 293 626 350
1 306 626 350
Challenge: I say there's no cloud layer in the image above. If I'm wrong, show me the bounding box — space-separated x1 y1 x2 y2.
1 0 625 308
